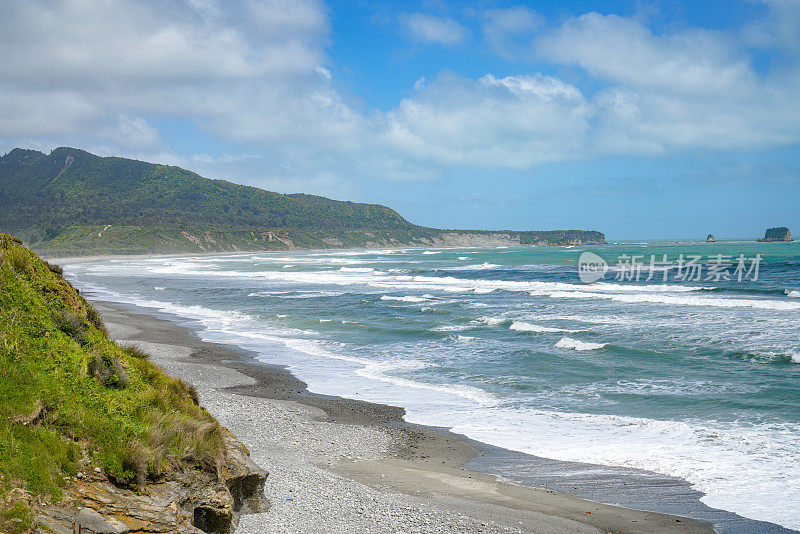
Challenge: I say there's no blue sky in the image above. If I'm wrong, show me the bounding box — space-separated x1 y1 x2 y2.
1 0 798 239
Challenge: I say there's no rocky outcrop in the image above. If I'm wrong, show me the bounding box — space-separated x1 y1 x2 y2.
706 234 715 242
759 227 793 242
33 431 267 533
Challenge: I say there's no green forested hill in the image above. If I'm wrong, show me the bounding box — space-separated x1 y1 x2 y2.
0 147 605 254
0 147 410 232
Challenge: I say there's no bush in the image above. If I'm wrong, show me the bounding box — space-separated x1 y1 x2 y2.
45 261 63 275
85 304 108 335
88 352 129 389
52 308 89 344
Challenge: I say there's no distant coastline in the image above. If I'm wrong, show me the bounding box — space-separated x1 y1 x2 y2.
0 147 605 256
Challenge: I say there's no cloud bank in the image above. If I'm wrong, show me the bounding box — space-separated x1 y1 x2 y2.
0 0 798 185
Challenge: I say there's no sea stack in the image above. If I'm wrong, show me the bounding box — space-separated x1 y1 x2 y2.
706 234 715 243
759 227 793 242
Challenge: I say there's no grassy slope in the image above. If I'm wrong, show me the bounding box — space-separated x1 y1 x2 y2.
0 234 223 532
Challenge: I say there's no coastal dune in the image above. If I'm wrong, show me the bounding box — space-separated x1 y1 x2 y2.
97 301 713 534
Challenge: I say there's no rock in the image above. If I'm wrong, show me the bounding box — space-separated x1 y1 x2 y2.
219 431 269 516
706 234 715 242
33 430 268 534
193 504 232 534
759 226 793 242
76 508 130 534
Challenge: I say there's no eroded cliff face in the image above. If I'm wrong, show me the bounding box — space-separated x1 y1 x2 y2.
34 431 267 534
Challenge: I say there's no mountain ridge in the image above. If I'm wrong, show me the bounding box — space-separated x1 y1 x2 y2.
0 147 605 255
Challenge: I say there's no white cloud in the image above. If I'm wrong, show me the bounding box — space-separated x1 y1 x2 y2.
109 115 162 150
482 6 543 59
399 13 468 46
532 11 800 151
0 0 353 159
380 7 800 168
382 72 590 168
535 13 753 96
743 0 800 53
0 0 798 188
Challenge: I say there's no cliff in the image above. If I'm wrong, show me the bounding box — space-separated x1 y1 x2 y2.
0 234 267 533
759 227 793 242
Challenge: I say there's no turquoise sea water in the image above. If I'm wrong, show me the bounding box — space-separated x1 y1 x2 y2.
64 241 800 530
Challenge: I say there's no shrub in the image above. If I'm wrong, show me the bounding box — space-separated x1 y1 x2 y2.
88 352 129 389
52 308 88 344
45 261 63 275
85 304 108 335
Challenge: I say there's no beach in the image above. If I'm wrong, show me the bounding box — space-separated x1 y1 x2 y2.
94 299 717 533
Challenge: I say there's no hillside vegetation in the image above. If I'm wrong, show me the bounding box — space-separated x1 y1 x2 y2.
0 234 248 532
0 147 605 254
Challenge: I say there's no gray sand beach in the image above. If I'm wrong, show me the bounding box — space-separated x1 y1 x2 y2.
91 299 727 534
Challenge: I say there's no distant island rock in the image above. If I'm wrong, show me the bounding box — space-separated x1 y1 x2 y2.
706 234 715 243
758 227 793 242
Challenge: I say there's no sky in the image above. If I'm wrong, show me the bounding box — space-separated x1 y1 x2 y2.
1 0 799 240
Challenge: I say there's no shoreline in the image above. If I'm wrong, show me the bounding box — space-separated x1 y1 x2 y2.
44 237 779 263
92 298 751 534
45 242 580 264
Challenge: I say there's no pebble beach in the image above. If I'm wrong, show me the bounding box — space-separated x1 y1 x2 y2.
96 300 714 534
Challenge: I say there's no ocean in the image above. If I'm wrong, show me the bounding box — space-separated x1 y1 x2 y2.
63 241 800 530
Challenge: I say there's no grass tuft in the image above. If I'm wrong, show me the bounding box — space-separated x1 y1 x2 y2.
88 352 129 389
52 308 89 344
45 261 63 275
121 344 150 359
85 303 108 335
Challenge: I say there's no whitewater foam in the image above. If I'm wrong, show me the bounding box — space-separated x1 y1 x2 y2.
555 337 607 351
509 321 579 334
380 295 429 303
